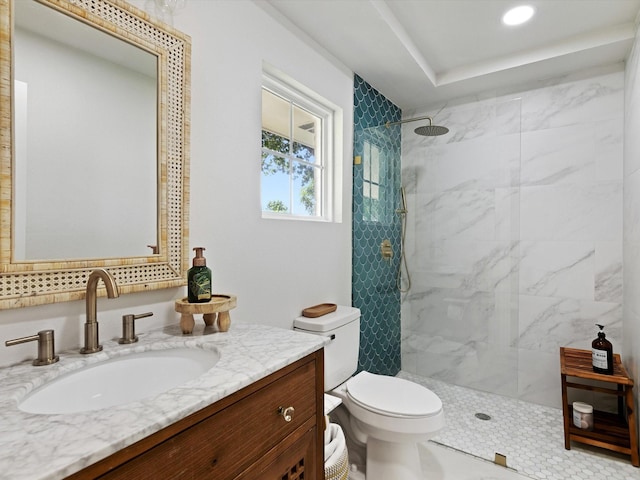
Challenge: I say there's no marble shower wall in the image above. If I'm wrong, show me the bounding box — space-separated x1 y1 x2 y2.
401 66 624 409
623 23 640 437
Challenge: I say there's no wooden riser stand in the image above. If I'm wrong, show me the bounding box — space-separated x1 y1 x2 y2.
560 347 639 467
175 295 237 334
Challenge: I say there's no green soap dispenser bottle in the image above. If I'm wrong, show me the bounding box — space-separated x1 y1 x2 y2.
188 247 212 303
592 324 613 375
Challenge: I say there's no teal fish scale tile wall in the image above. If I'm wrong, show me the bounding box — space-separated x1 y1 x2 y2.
353 74 402 375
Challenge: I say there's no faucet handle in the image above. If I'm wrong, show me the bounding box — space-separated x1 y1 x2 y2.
5 330 60 366
118 312 153 344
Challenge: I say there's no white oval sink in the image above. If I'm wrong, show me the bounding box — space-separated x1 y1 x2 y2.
19 347 220 415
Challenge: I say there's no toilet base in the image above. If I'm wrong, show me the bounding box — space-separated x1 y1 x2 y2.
365 437 422 480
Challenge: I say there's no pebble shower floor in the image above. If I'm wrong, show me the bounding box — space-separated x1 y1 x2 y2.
398 372 639 480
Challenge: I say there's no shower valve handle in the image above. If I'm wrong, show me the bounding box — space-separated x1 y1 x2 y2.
381 239 393 260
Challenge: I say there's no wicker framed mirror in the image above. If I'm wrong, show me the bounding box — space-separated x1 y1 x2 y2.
0 0 191 309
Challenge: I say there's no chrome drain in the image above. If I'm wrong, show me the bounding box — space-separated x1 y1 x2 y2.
475 412 491 421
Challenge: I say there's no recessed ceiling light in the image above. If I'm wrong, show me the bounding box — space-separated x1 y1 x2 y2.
502 5 535 26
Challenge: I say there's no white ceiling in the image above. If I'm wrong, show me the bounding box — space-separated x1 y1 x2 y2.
261 0 640 110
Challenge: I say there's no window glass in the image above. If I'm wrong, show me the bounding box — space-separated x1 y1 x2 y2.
261 80 331 220
261 90 290 155
363 138 391 224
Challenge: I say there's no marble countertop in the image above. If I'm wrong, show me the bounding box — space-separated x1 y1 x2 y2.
0 323 326 480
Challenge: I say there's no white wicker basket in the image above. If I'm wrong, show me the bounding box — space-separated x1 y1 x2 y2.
325 423 350 480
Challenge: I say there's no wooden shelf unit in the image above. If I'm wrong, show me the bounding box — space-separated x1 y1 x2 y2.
560 347 639 467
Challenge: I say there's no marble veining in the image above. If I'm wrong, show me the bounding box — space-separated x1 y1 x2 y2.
518 241 594 299
517 295 622 353
0 323 326 480
595 250 623 303
520 70 623 132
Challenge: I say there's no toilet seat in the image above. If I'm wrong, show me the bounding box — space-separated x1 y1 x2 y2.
346 371 442 418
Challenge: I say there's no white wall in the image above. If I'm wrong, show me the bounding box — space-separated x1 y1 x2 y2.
623 20 640 436
0 0 353 367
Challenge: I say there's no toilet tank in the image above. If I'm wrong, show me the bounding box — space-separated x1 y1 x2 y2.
294 305 360 390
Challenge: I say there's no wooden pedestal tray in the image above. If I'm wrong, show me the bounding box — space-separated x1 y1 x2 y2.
175 294 237 334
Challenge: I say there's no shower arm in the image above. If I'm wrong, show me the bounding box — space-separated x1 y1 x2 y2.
385 116 434 128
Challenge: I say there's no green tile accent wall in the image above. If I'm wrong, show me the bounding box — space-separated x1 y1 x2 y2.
353 74 402 375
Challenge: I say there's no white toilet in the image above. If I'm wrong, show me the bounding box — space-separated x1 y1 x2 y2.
294 305 444 480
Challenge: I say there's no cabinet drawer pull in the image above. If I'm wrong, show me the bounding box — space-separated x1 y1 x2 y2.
278 406 295 422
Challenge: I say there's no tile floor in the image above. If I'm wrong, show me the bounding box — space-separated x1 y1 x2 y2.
347 440 529 480
420 442 529 480
344 440 529 480
399 371 639 480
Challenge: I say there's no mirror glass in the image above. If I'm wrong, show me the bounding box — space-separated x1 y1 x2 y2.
0 0 191 309
13 0 157 260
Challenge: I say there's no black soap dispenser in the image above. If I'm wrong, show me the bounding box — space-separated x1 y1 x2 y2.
592 324 613 375
187 247 212 303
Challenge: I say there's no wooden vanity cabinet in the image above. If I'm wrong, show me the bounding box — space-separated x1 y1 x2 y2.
66 349 324 480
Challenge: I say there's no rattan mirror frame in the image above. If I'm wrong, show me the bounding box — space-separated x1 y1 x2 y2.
0 0 191 309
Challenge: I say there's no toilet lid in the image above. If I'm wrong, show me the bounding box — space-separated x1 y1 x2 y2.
346 371 442 418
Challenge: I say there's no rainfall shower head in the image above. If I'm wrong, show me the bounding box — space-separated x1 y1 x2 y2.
385 115 449 136
414 121 449 137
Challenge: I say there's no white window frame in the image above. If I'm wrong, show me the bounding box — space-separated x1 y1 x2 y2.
261 71 335 222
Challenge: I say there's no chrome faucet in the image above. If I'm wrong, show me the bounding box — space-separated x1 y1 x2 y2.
81 268 119 354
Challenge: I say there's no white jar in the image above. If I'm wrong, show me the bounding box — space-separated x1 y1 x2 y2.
572 402 594 431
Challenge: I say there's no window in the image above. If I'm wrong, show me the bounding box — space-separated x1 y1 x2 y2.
261 73 334 220
362 134 393 225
